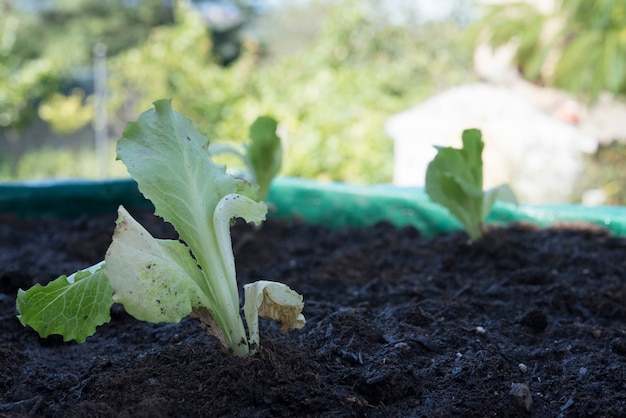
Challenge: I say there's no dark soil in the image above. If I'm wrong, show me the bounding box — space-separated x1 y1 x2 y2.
1 209 626 417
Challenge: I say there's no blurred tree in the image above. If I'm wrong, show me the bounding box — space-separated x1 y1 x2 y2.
475 0 626 101
226 0 470 183
0 3 60 131
14 0 173 67
3 0 473 183
0 0 266 136
245 0 473 183
108 0 473 184
0 0 173 133
107 1 257 140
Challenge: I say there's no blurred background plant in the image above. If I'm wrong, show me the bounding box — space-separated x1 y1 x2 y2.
1 0 625 204
474 0 626 204
106 0 473 183
0 0 473 183
475 0 626 101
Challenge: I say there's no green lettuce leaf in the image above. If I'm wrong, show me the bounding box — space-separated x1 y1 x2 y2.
105 206 211 323
16 99 299 357
16 262 113 343
247 116 282 200
116 99 268 356
425 128 517 241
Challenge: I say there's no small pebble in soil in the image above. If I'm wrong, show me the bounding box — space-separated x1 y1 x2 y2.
475 326 486 334
510 382 533 412
518 363 528 373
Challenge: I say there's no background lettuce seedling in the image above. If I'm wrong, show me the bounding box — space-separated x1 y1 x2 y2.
425 128 517 241
209 116 282 201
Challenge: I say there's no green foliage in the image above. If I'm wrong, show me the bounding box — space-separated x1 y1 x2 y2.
246 116 282 200
0 58 60 131
17 264 112 343
264 10 473 181
0 145 127 181
425 129 517 241
475 0 626 101
0 0 172 132
38 90 94 134
107 0 473 184
13 0 172 67
209 115 282 200
0 8 61 130
107 3 253 141
4 0 473 183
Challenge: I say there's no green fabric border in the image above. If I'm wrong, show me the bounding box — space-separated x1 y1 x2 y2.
1 177 625 237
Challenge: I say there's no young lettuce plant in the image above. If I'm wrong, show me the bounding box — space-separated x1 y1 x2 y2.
16 99 304 357
425 128 517 241
208 116 282 201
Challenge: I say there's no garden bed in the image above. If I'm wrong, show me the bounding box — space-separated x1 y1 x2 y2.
1 204 626 417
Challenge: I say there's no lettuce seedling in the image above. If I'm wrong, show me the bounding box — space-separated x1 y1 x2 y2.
16 100 304 357
425 128 517 241
209 116 282 201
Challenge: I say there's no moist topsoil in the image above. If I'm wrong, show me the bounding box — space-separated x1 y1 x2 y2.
1 208 625 417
